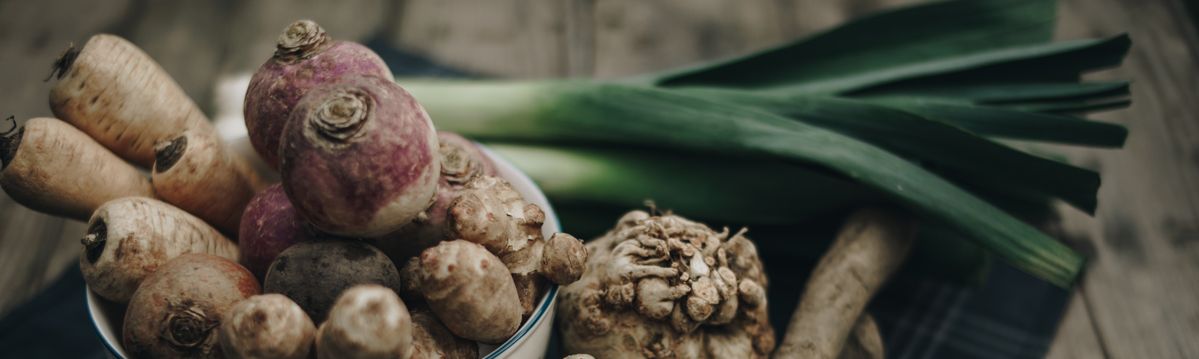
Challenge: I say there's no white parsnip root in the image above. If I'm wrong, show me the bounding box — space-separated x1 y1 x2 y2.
0 117 155 220
558 210 774 358
79 197 238 303
839 315 884 359
773 207 916 359
152 130 264 236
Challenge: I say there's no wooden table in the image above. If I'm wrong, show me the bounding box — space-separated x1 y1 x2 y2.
1 0 1194 357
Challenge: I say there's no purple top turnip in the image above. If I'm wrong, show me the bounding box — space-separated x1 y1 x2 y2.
244 19 394 169
238 183 315 280
280 75 439 237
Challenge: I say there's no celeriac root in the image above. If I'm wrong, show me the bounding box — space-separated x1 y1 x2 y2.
0 117 155 220
773 208 915 359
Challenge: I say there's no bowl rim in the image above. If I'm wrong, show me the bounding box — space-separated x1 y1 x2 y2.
86 142 562 359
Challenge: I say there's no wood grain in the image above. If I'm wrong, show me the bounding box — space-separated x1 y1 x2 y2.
0 1 1196 357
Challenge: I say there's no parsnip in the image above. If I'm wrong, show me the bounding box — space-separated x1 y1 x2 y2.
80 197 238 303
152 130 264 236
0 117 154 220
773 208 915 359
48 34 216 167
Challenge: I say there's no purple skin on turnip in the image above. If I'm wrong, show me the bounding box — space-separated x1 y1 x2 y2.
374 131 498 262
244 19 394 170
238 183 316 281
279 74 439 238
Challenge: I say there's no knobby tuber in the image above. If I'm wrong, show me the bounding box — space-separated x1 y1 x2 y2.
245 19 394 169
558 210 775 358
123 254 260 359
408 307 478 359
238 184 316 280
773 207 915 359
153 130 264 236
48 34 218 167
80 197 238 303
375 131 498 262
447 175 588 317
316 284 413 359
0 117 155 220
280 75 439 237
219 294 315 359
400 240 522 344
264 240 401 323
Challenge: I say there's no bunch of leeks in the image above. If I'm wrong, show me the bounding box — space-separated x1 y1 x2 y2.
399 0 1130 288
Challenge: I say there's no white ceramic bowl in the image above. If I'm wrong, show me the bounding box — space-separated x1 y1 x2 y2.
87 134 561 359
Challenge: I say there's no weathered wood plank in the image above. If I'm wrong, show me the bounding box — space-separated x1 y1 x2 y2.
1048 0 1199 357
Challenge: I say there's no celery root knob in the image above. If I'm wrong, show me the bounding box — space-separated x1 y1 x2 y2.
275 20 329 61
153 135 187 172
310 91 370 144
0 116 22 171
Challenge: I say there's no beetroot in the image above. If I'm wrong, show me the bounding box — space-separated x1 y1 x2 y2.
280 75 439 237
244 19 393 169
238 183 314 280
123 254 259 359
375 131 498 261
263 240 402 323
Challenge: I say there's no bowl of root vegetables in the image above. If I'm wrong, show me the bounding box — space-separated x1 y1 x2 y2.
2 19 588 359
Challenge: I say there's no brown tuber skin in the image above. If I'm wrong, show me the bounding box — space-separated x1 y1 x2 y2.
0 117 156 221
408 307 478 359
219 294 315 359
245 19 394 169
280 75 439 238
558 210 775 358
401 240 522 344
264 240 402 323
153 130 264 236
375 131 498 262
316 284 414 359
447 175 588 317
80 197 238 303
48 34 218 167
123 254 260 359
773 208 915 359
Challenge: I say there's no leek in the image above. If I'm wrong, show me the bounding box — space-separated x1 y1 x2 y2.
393 0 1130 288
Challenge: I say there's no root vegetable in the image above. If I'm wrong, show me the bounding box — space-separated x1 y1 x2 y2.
80 197 238 303
280 75 439 237
839 315 884 359
238 184 315 280
0 117 155 220
219 294 315 359
245 19 394 169
408 307 477 359
315 284 413 359
773 208 916 359
400 240 521 344
153 130 264 236
375 131 497 261
558 210 775 358
47 34 218 167
123 253 259 359
446 175 588 316
264 240 402 322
